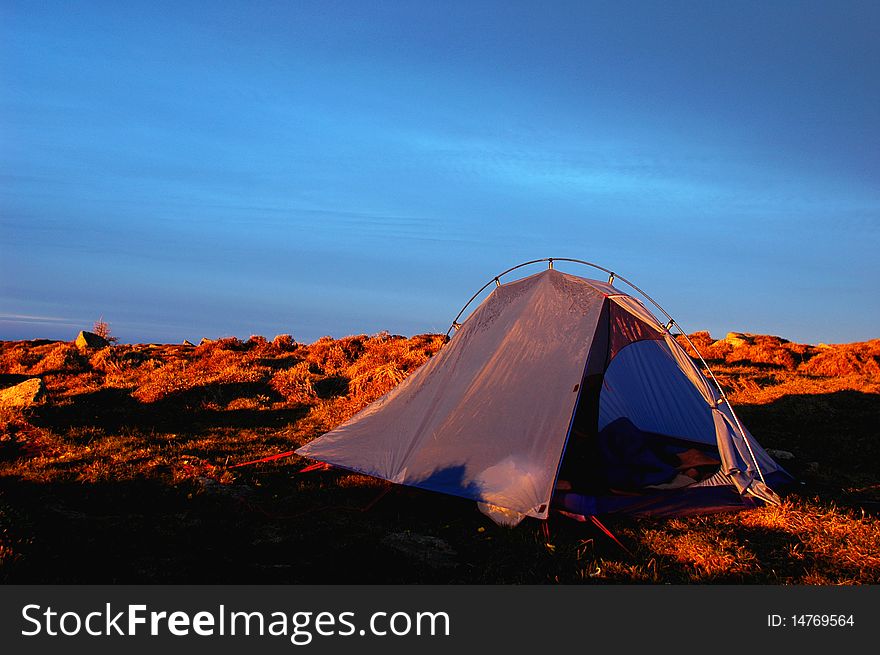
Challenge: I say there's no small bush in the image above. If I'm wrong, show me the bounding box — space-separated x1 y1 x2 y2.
343 332 443 403
799 341 880 377
0 343 43 373
132 361 188 403
271 334 296 351
270 362 317 404
194 337 246 356
30 343 90 375
93 319 119 344
246 335 268 349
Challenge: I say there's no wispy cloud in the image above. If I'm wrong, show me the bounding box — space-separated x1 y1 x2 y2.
395 130 712 194
393 128 880 216
0 313 83 327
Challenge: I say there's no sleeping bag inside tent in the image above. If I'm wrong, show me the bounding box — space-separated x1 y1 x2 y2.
296 263 791 526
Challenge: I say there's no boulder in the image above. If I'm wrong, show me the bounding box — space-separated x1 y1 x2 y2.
766 448 795 461
182 339 195 346
199 338 214 346
0 378 45 407
724 332 754 348
75 330 109 349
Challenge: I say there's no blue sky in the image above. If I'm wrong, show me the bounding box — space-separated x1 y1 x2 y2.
2 1 878 344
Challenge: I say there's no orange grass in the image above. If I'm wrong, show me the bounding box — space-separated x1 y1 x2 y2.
0 330 877 583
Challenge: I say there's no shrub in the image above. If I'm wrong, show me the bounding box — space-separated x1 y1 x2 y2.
344 332 444 403
270 362 317 404
246 335 268 349
93 318 118 344
132 345 270 403
799 341 880 377
194 337 246 356
271 334 296 351
30 343 90 375
132 361 189 403
0 343 43 374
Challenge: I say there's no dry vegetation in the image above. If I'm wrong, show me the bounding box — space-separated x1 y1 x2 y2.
0 330 878 583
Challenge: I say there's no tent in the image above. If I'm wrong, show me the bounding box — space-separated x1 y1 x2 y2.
296 259 790 526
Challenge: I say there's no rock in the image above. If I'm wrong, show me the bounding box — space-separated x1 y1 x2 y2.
382 532 458 569
805 462 820 474
75 330 109 349
725 332 754 348
0 378 45 407
182 339 194 346
199 338 214 346
766 449 795 461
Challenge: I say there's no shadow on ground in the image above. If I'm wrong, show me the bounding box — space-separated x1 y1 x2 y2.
1 390 878 583
30 384 309 434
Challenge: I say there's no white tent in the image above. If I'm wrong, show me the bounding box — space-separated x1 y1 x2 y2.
297 260 788 526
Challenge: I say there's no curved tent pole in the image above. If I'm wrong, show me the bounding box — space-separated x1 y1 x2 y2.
444 257 766 485
444 258 554 336
444 257 675 337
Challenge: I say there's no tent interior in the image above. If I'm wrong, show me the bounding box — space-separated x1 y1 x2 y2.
553 297 755 518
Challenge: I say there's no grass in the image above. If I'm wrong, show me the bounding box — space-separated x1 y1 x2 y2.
0 330 878 584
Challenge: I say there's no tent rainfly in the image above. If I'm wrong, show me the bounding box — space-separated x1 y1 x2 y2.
296 259 791 526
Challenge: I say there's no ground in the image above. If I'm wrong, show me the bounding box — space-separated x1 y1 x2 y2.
0 331 878 584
